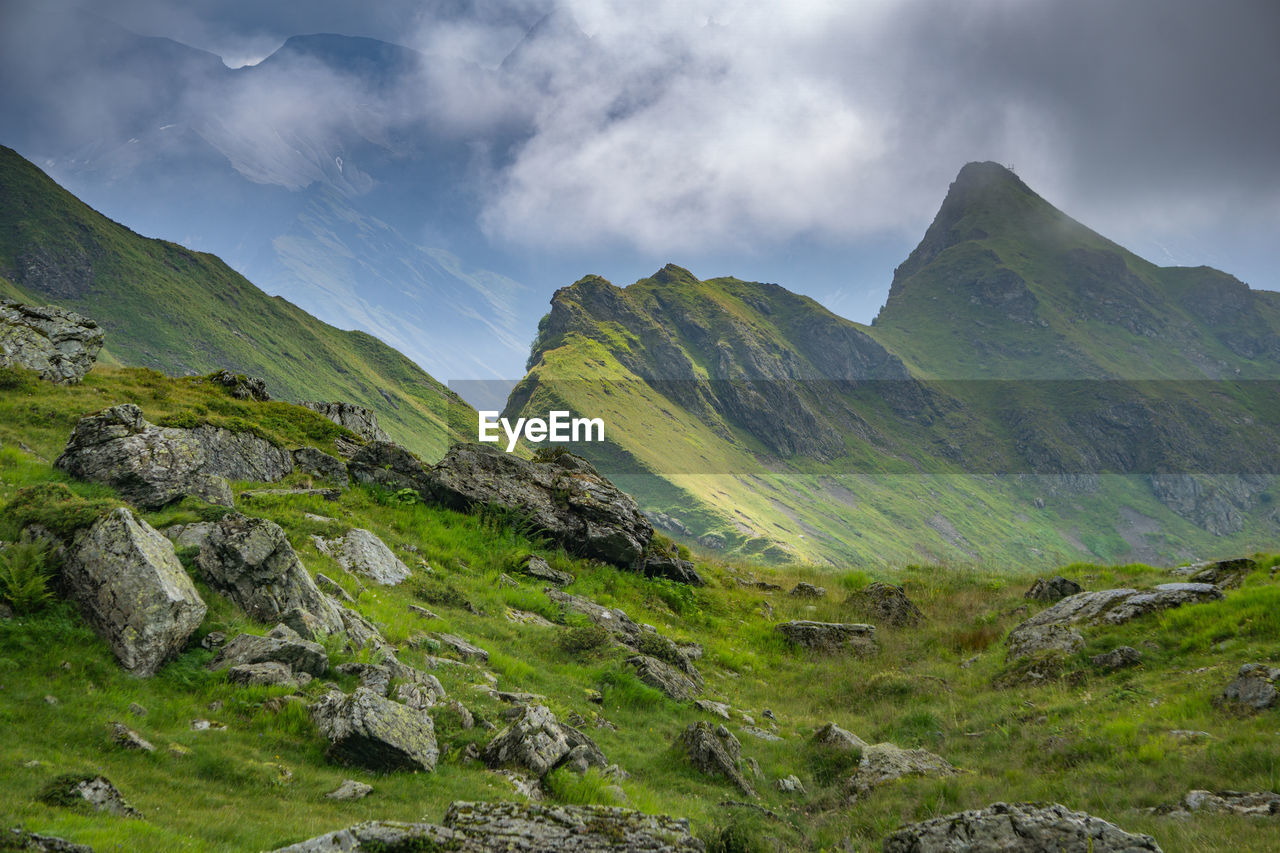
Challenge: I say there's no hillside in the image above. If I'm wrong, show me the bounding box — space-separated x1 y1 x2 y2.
0 146 470 459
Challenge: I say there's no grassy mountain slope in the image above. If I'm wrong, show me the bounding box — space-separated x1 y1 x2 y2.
0 146 470 459
4 366 1280 852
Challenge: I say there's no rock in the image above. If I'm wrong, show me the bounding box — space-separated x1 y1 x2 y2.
315 572 354 603
423 444 653 569
242 488 341 503
303 401 391 444
0 300 103 383
1092 646 1142 671
56 404 293 508
3 827 94 852
626 655 701 701
209 628 329 678
208 369 270 401
1217 663 1280 712
742 726 782 742
315 529 410 586
325 780 374 801
288 447 351 488
190 718 226 731
1008 586 1222 648
1177 557 1259 589
200 631 227 651
679 721 755 797
163 521 215 550
61 508 206 677
505 608 555 627
336 662 392 696
127 702 147 717
482 704 606 778
109 722 154 752
695 699 731 720
789 582 827 599
195 514 342 636
776 620 878 656
812 722 867 751
643 552 704 586
431 632 490 664
396 676 447 711
1025 575 1084 602
443 801 704 851
346 441 433 494
845 582 923 626
409 604 439 619
1172 789 1280 817
1006 624 1086 662
515 554 575 586
39 774 140 818
847 742 956 800
227 662 300 688
883 801 1163 852
776 774 806 794
310 687 439 772
267 821 464 852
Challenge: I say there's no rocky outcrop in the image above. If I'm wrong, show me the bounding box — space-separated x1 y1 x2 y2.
844 582 922 626
291 447 349 489
423 444 653 569
482 704 606 778
1006 624 1085 662
1174 557 1259 590
642 552 704 586
55 404 293 508
303 401 391 444
4 827 94 852
679 721 755 797
516 554 575 587
1092 646 1142 671
346 441 433 493
61 508 206 677
883 801 1163 852
812 722 867 751
314 528 410 585
227 661 303 688
1162 789 1280 818
208 626 329 678
1006 585 1221 655
1025 575 1083 602
789 582 826 599
776 621 878 656
846 742 956 801
268 821 463 852
1216 664 1280 713
310 687 439 772
39 774 140 819
430 632 490 664
625 655 701 701
194 514 342 637
208 369 270 401
0 301 103 383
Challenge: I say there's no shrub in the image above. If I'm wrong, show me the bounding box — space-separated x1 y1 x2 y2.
559 624 611 657
0 540 57 613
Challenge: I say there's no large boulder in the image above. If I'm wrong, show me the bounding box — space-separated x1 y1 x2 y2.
195 513 342 637
1216 663 1280 713
0 301 103 383
304 401 391 444
423 444 653 569
62 508 206 677
310 687 439 772
777 620 878 656
314 528 410 586
55 404 293 508
882 801 1163 852
846 742 956 801
812 722 868 751
291 447 349 489
679 721 755 797
1025 576 1084 602
1006 624 1086 662
482 704 606 778
642 552 704 586
626 655 702 701
346 441 433 494
208 626 329 677
845 582 923 627
1007 584 1222 654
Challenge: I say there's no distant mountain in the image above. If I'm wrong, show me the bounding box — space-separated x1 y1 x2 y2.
0 145 470 458
506 165 1280 567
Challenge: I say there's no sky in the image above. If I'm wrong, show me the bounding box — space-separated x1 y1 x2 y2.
3 0 1279 337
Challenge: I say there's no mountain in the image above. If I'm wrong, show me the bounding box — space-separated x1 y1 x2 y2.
0 145 470 458
506 164 1280 567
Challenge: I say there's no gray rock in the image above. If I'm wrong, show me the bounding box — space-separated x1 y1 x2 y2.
1092 646 1142 671
62 508 206 677
208 369 270 401
1217 663 1280 712
482 704 606 778
1177 557 1259 590
1025 575 1084 602
0 300 103 383
516 554 575 586
310 687 438 772
1006 624 1086 662
845 582 923 627
789 582 827 599
227 661 300 688
431 632 490 664
1007 585 1222 654
812 722 868 751
776 774 806 794
680 721 755 797
56 404 294 508
303 401 391 444
200 631 227 651
315 572 354 603
325 780 374 801
443 801 704 851
109 722 154 752
777 620 878 656
195 514 342 636
643 552 704 586
1173 789 1280 817
267 821 463 852
626 655 701 701
315 528 410 586
163 521 215 550
336 662 393 697
346 441 432 494
742 726 782 742
290 447 350 489
847 742 956 801
42 775 140 819
209 628 329 677
3 827 94 852
883 801 1163 852
694 699 731 720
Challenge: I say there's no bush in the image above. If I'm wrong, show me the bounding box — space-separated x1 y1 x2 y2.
0 540 57 613
559 624 611 657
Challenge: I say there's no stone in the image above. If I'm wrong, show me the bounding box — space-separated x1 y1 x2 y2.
227 661 299 688
482 704 606 778
315 528 410 586
643 552 704 586
40 774 140 818
431 632 490 664
61 508 206 677
626 655 701 701
443 801 704 851
742 726 782 742
776 620 878 656
1177 557 1259 590
1007 585 1222 650
127 702 147 717
303 401 391 444
1172 789 1280 817
695 699 731 720
267 821 463 852
776 774 806 794
812 722 867 751
200 631 227 651
315 572 354 602
208 369 270 401
1217 663 1280 712
1092 646 1142 670
847 742 956 800
845 582 923 626
336 662 392 696
1025 575 1084 602
505 608 555 627
346 441 433 494
1006 624 1086 662
423 443 653 569
209 628 329 678
310 687 439 772
396 677 446 711
325 780 374 801
3 827 94 852
679 721 755 797
789 582 827 599
56 404 293 509
109 722 154 752
516 554 575 587
883 801 1163 852
195 514 342 636
164 522 216 550
0 300 103 383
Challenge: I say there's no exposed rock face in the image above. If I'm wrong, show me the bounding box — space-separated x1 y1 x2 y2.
1006 585 1221 654
209 369 270 401
209 627 329 678
310 687 438 772
882 801 1163 852
1167 789 1280 817
642 552 704 586
1092 646 1142 671
291 447 349 489
680 721 755 797
1025 575 1084 602
227 661 302 688
315 528 410 585
346 440 432 493
40 775 140 819
482 704 606 778
443 801 704 852
812 722 868 751
1006 624 1085 662
845 582 923 626
62 508 206 677
0 300 103 383
195 514 342 637
846 742 956 800
625 654 702 701
1217 664 1280 713
1175 557 1259 590
777 621 878 656
303 401 391 443
56 404 293 508
424 444 653 569
516 554 575 586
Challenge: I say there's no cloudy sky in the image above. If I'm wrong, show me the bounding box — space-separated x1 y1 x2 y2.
4 0 1279 331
